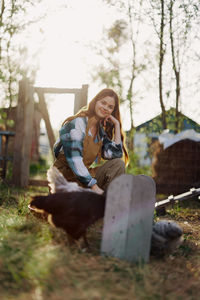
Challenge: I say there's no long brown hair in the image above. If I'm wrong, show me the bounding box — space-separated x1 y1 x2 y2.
62 88 129 166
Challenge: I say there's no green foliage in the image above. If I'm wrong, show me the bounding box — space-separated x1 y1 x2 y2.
107 19 128 51
136 108 200 134
0 0 43 113
0 108 15 128
2 156 50 181
29 157 50 178
0 109 7 121
126 150 152 176
92 1 149 131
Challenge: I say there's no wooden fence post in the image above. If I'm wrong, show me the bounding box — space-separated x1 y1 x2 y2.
12 79 34 186
74 90 81 115
81 84 88 108
74 84 88 114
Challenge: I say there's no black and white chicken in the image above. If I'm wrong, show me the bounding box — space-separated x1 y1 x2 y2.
151 220 183 256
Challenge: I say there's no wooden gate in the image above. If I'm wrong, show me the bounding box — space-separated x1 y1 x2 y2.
12 78 88 187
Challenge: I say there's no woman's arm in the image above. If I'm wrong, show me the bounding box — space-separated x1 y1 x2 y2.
101 115 123 160
59 117 97 187
106 115 121 144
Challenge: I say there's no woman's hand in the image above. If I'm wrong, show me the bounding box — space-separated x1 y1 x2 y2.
103 115 119 127
91 184 104 194
104 115 121 145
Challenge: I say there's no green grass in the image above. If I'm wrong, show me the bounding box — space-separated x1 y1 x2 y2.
0 180 200 300
126 150 152 177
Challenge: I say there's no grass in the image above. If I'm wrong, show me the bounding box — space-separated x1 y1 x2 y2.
0 180 200 300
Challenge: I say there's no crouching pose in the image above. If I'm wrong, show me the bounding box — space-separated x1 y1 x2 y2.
53 88 129 194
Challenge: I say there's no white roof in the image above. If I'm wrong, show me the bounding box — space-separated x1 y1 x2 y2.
159 129 200 149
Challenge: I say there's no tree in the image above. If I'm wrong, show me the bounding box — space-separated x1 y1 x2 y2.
0 0 44 128
148 0 169 130
148 0 200 132
168 0 200 132
92 0 148 150
92 19 127 100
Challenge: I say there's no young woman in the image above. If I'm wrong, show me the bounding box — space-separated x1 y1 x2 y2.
53 88 129 194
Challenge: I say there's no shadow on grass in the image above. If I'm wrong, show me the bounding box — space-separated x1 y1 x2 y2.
1 180 200 300
0 183 70 298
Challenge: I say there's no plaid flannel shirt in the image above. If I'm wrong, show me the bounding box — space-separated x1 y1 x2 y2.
53 117 123 187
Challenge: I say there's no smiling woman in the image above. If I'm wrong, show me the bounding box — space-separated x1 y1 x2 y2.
53 88 129 194
95 96 115 119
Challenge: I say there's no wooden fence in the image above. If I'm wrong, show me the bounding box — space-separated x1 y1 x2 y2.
12 78 88 187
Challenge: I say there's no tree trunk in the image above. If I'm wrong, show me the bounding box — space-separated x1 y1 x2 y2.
169 0 181 133
159 0 167 130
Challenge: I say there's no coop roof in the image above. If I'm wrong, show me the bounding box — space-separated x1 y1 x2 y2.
135 108 200 134
159 129 200 149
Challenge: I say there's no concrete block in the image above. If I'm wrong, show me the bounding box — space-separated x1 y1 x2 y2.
101 174 156 263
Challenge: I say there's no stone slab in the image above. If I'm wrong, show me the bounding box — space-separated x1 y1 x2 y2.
101 174 156 263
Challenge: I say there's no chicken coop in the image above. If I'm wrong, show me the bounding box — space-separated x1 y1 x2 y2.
152 138 200 195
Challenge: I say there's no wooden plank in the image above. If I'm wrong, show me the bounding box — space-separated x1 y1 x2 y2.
2 135 9 178
37 91 55 157
13 80 34 186
12 79 27 186
0 131 15 135
34 87 81 94
28 179 48 187
20 84 34 186
74 84 88 114
31 106 42 161
74 90 81 114
80 84 88 108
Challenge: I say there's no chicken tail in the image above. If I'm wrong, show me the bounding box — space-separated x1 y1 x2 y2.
47 166 81 193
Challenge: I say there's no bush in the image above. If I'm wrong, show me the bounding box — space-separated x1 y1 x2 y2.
29 157 50 178
126 150 152 176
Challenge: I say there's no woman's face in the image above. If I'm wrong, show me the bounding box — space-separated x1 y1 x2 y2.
94 96 115 119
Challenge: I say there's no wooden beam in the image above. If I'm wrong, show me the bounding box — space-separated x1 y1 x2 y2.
74 84 88 114
13 80 26 185
37 91 55 156
74 90 81 114
35 85 88 116
81 84 88 107
34 87 81 94
21 84 34 186
28 179 48 187
12 79 34 186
